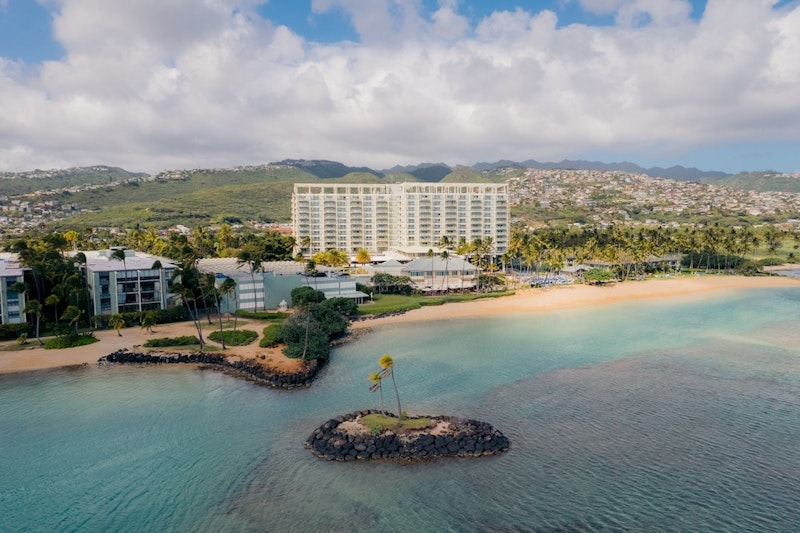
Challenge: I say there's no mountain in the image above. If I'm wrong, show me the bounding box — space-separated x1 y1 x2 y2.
473 159 729 181
272 159 384 179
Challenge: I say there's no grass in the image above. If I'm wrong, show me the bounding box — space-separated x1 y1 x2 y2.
200 318 248 330
207 329 258 346
358 291 516 316
361 413 433 432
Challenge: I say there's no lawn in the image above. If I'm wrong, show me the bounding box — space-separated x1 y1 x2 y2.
357 291 515 315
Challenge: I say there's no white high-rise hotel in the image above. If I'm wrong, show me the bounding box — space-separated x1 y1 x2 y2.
292 183 509 257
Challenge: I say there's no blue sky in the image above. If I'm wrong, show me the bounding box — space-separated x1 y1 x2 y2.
1 0 799 174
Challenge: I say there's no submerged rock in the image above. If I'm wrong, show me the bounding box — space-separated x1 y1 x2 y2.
305 410 510 462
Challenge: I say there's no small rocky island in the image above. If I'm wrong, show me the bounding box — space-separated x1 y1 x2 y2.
305 410 510 462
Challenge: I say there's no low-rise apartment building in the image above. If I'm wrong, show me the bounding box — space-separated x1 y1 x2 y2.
82 248 178 316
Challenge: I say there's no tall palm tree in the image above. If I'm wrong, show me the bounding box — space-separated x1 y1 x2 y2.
110 248 128 271
202 272 226 349
219 277 238 332
426 248 436 291
379 354 403 426
23 299 43 345
171 265 206 350
368 372 386 416
236 249 263 312
439 249 450 292
45 293 60 324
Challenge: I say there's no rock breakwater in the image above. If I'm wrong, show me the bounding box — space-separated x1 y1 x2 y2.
100 349 319 389
306 410 510 462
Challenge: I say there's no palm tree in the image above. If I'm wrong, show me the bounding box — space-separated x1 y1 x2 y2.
45 293 60 324
171 265 206 350
141 311 157 333
426 248 436 291
110 247 128 271
23 299 43 345
439 249 450 292
218 277 238 332
368 372 386 416
236 249 264 311
379 354 403 426
355 248 371 269
110 314 125 336
60 305 82 333
202 272 227 349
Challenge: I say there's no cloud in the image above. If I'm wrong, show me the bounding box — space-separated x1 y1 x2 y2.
1 0 799 173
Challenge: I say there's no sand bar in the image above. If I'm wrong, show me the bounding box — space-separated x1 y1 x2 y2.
2 275 797 375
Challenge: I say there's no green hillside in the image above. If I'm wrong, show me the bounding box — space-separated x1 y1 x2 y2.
701 171 800 193
0 166 147 195
50 168 396 230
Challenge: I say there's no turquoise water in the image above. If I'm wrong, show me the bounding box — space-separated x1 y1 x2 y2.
2 287 799 532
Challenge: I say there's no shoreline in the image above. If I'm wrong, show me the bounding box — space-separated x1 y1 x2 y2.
2 274 798 375
351 274 799 329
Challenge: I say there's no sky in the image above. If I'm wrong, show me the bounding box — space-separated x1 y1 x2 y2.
1 0 799 175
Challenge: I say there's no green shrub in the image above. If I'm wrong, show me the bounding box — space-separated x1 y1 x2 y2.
259 324 282 348
44 333 99 350
143 336 200 348
207 329 258 346
93 307 189 330
0 322 30 341
758 257 785 267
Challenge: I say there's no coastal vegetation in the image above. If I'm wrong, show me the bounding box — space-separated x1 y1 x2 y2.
207 329 258 346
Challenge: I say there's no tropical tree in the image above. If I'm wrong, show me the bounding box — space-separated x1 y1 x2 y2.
141 311 157 333
426 248 436 291
368 372 386 416
60 305 82 333
23 299 43 345
110 314 125 336
45 293 60 324
218 276 238 332
202 272 226 348
355 248 371 268
110 247 128 271
440 249 450 292
379 354 403 426
236 247 264 311
170 264 206 350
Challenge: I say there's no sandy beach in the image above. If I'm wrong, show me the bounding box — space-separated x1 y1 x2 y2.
352 274 800 328
0 319 293 375
2 274 797 375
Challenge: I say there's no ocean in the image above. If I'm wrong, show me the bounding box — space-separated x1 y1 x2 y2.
1 286 799 532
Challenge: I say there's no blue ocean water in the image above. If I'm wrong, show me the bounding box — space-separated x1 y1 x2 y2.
1 287 799 532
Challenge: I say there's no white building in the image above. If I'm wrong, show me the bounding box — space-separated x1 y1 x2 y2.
196 258 304 312
292 183 509 258
0 253 26 325
82 248 178 316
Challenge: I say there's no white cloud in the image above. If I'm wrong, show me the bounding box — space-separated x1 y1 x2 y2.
0 0 799 173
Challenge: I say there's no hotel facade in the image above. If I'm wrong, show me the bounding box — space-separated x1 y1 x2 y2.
292 182 509 257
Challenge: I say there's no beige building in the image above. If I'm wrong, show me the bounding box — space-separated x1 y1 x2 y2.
292 182 509 258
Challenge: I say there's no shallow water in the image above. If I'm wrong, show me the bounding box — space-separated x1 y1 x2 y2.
1 287 799 532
